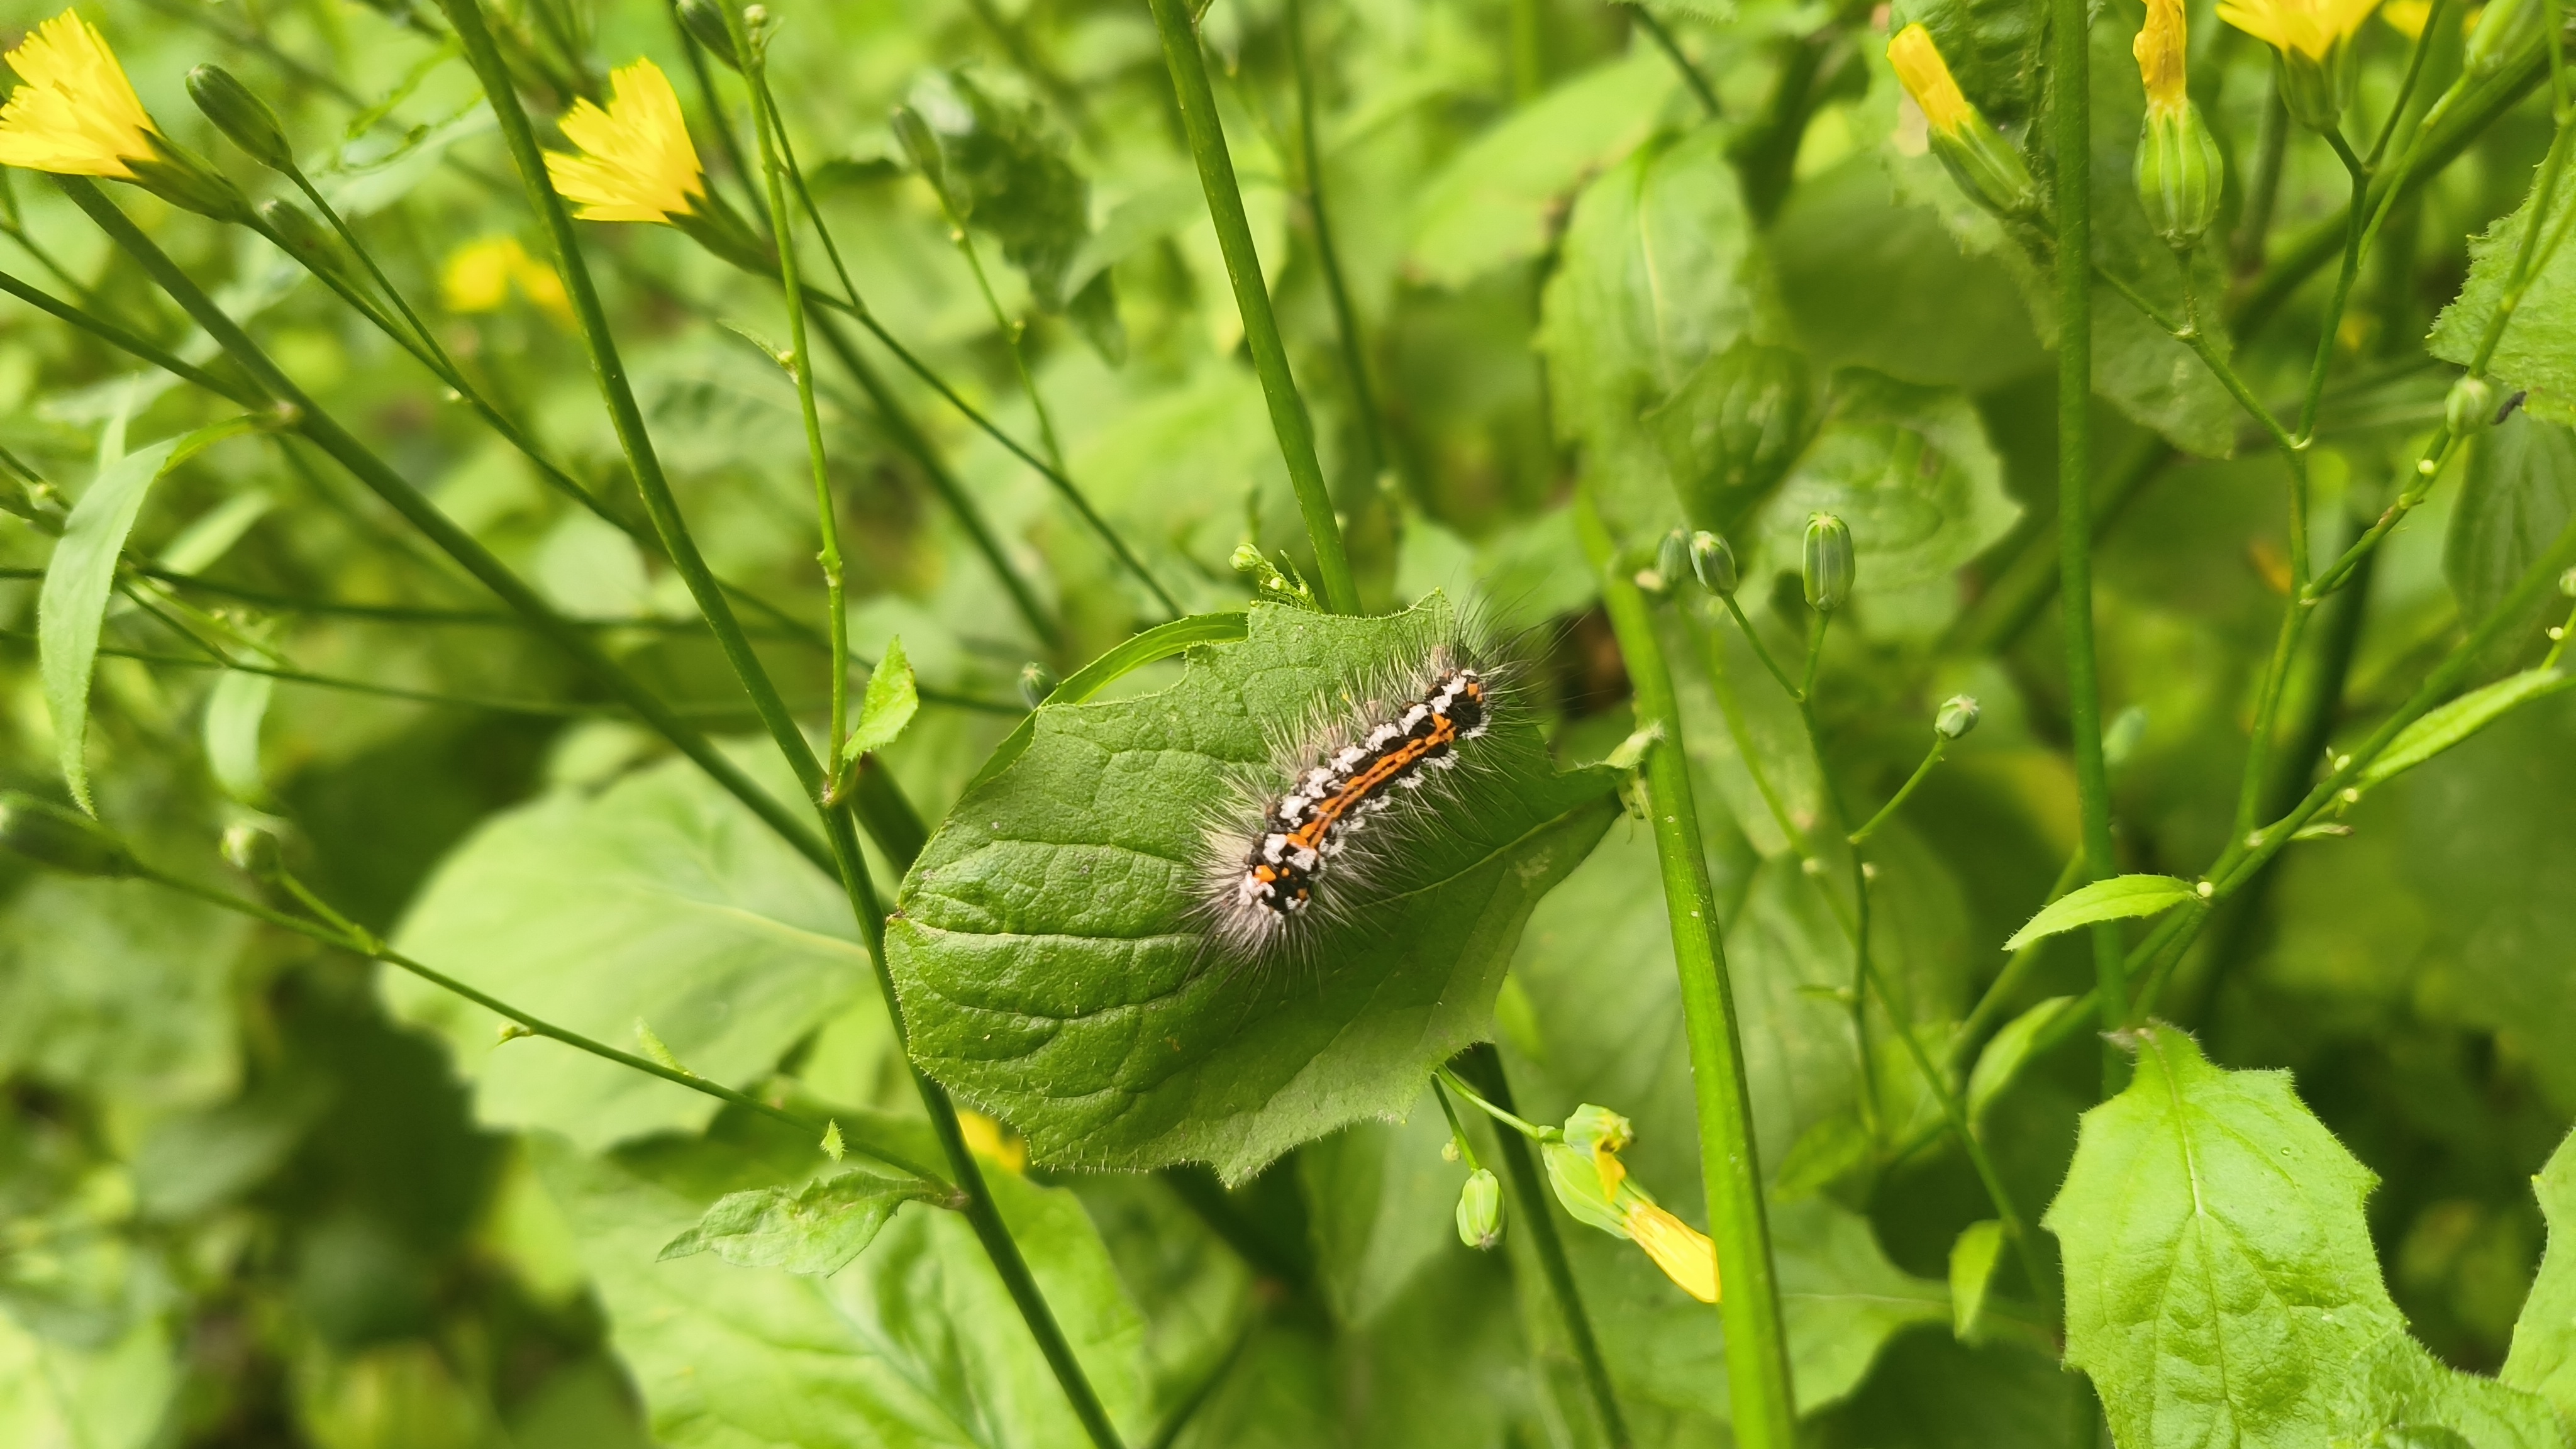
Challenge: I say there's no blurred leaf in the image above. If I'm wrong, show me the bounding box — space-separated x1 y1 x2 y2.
203 668 275 808
2333 1332 2568 1449
907 70 1096 312
2447 413 2576 656
0 877 245 1109
847 636 919 759
2001 874 2194 950
1299 1095 1463 1328
1948 1219 2005 1340
0 1311 174 1449
534 1125 1151 1448
1404 52 1677 291
2429 155 2576 425
2359 667 2572 791
1967 995 2078 1122
386 746 864 1150
2504 1124 2576 1419
658 1167 939 1276
314 101 496 219
1812 1331 2084 1449
2046 1025 2404 1446
889 598 1618 1180
132 1074 329 1221
40 434 185 813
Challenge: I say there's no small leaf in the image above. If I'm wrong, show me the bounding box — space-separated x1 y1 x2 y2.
845 635 919 758
41 436 186 813
203 669 275 808
819 1119 845 1163
1948 1219 2005 1341
2504 1123 2576 1419
2001 874 2197 951
2045 1024 2404 1446
635 1019 689 1076
1967 995 2078 1121
657 1168 935 1275
2360 669 2573 791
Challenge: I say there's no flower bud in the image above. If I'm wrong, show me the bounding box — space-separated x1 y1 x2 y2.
1562 1103 1634 1155
2104 705 2150 770
220 822 280 877
0 792 135 877
889 105 949 204
256 198 357 286
2273 45 2351 134
1689 531 1738 596
1456 1168 1502 1250
676 0 745 69
1887 25 2040 219
187 65 295 172
2445 374 2499 436
2465 0 2544 78
1802 513 1854 614
1935 694 1981 740
1018 662 1058 709
2135 101 2223 251
2560 565 2576 599
126 134 253 225
1656 530 1691 592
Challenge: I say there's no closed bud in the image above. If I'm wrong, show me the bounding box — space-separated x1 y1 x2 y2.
2445 374 2499 435
1887 25 2040 219
126 134 252 225
2135 101 2223 250
220 822 280 877
256 198 355 284
2104 704 2150 770
676 0 745 69
2273 45 2351 134
1689 531 1739 596
1456 1168 1502 1250
1802 513 1854 614
2465 0 2544 78
889 105 948 202
1935 694 1981 740
2560 565 2576 599
1656 530 1691 592
187 65 295 172
0 791 135 877
1018 662 1058 709
1562 1103 1634 1155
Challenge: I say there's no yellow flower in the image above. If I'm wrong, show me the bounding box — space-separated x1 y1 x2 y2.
0 10 158 179
2379 0 2432 36
440 236 573 324
1626 1199 1721 1304
543 59 704 224
956 1109 1027 1174
2135 0 2191 118
1887 24 1975 137
2215 0 2383 60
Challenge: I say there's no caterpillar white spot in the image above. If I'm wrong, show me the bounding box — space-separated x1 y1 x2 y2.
1198 641 1501 962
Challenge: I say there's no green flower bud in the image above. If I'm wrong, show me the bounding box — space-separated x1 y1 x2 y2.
255 198 357 286
889 105 949 204
0 792 135 877
1689 531 1739 597
1802 513 1854 614
2273 45 2353 135
1018 662 1058 709
1456 1168 1502 1250
676 0 745 69
2104 705 2150 770
186 65 294 172
1540 1138 1630 1238
1935 694 1981 740
2466 0 2544 78
2135 101 2223 251
126 133 252 225
1562 1103 1634 1155
1656 530 1691 592
2445 375 2499 436
220 822 280 877
2560 565 2576 599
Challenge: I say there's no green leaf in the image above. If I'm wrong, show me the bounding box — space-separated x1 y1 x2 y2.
2001 874 2196 950
2429 158 2576 425
2334 1333 2569 1449
657 1167 938 1276
2503 1124 2576 1420
1405 51 1678 291
888 598 1618 1180
0 877 245 1109
385 745 866 1150
203 669 275 808
2046 1024 2405 1447
1890 0 2043 127
907 69 1096 311
1300 1097 1467 1328
1811 1333 2086 1449
0 1309 174 1449
846 635 919 758
2448 413 2576 662
40 435 184 814
532 1126 1151 1448
2360 669 2573 791
1948 1219 2005 1341
1967 995 2079 1122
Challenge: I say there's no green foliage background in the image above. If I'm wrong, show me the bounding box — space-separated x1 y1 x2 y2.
0 0 2573 1444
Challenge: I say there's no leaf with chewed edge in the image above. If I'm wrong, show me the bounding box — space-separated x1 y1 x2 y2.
887 597 1618 1181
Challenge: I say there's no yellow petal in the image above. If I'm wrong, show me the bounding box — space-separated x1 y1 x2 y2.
541 58 704 224
957 1109 1027 1174
1627 1201 1721 1304
2216 0 2382 58
0 11 158 178
2135 0 2192 116
441 236 524 313
1887 24 1976 138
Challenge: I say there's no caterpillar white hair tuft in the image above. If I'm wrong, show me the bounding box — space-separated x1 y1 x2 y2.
1192 617 1531 965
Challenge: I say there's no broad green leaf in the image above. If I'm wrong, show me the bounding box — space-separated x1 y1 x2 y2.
2429 157 2576 425
40 435 184 813
2504 1124 2576 1419
2360 669 2572 790
888 598 1618 1180
386 746 865 1151
1949 1219 2005 1340
2001 874 2196 950
906 70 1096 312
658 1168 938 1276
1967 996 2079 1121
0 1309 173 1449
847 635 920 758
2046 1025 2404 1448
2448 413 2576 662
1405 52 1678 290
0 876 245 1109
2334 1333 2568 1449
203 669 275 808
1300 1096 1465 1328
532 1124 1151 1449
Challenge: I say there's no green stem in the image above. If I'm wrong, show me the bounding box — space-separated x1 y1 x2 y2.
1847 736 1947 845
1953 848 2090 1057
2048 0 2124 1063
0 264 252 402
1145 0 1359 614
2367 0 2453 168
1633 7 1723 118
1434 1063 1558 1141
1722 595 1804 701
2298 131 2374 441
1284 0 1387 491
1429 1076 1485 1170
1574 489 1796 1448
1451 1045 1631 1449
1940 439 2168 658
2232 80 2289 273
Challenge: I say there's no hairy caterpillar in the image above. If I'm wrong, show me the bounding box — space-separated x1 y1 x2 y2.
1197 638 1507 961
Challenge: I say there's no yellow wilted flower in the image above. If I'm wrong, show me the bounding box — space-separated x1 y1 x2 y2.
2132 0 2224 250
2135 0 2190 118
1885 25 2037 219
440 236 572 324
1627 1200 1720 1304
2215 0 2382 60
543 59 705 224
1538 1104 1723 1304
0 11 157 178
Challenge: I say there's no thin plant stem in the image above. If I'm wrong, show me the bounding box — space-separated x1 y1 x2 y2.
1723 595 1804 701
2298 131 2375 441
1953 848 2090 1057
1433 1064 1558 1141
1692 604 1813 855
1633 6 1723 118
0 264 252 402
910 160 1072 477
2048 0 2125 1064
1847 736 1948 845
1146 0 1360 614
2233 80 2289 272
1574 488 1796 1448
666 0 763 221
1284 0 1387 491
1430 1076 1484 1170
1449 1046 1632 1449
2367 0 2453 167
1799 609 1828 700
